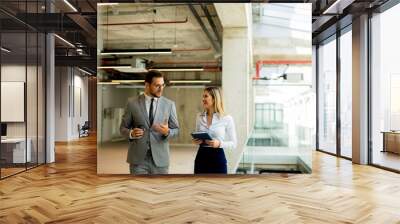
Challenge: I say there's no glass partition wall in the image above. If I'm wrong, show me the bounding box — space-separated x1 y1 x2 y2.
316 26 352 160
0 1 46 179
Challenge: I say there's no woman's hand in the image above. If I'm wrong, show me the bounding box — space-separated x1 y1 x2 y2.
205 139 221 148
192 138 203 145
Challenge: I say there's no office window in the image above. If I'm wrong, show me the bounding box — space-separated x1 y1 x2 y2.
340 29 352 158
371 4 400 171
1 18 28 178
318 37 337 154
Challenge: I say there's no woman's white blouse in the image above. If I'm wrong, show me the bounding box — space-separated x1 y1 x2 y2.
195 112 237 149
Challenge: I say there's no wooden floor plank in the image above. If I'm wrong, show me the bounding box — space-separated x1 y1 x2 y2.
0 135 400 223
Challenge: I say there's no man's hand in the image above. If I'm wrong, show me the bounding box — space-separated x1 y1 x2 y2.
153 123 169 136
131 128 144 138
205 139 221 148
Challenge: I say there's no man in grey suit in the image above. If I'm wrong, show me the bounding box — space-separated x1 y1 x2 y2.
120 70 179 174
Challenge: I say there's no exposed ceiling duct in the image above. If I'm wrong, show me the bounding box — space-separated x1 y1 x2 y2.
188 4 221 53
100 17 188 26
98 3 223 81
201 4 222 45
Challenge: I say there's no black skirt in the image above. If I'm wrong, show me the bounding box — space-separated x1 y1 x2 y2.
194 146 227 174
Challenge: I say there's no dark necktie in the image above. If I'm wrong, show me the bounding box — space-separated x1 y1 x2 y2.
149 98 154 126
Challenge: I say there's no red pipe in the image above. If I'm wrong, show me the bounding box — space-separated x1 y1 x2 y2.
203 66 221 72
100 17 188 26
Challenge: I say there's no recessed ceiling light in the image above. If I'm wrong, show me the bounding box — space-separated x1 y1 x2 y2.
100 48 172 56
322 0 351 14
98 3 119 6
63 0 78 12
169 80 211 84
97 82 120 85
77 67 93 76
150 68 204 72
111 80 144 83
97 65 132 69
54 34 75 48
1 47 11 53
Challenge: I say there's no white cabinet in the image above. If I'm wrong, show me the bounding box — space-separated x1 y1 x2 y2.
1 138 32 163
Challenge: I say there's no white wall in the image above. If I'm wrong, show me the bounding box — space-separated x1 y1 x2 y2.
54 67 89 141
55 67 68 141
72 73 89 138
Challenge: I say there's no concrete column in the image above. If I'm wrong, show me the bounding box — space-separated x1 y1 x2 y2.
97 8 103 149
46 33 55 163
352 14 369 164
45 0 56 163
222 27 251 173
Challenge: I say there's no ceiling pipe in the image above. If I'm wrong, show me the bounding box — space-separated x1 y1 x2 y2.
201 4 222 46
100 17 188 26
203 66 221 72
98 4 198 16
188 4 221 53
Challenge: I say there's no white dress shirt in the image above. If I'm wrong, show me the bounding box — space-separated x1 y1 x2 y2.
129 93 159 139
144 93 159 118
195 112 237 149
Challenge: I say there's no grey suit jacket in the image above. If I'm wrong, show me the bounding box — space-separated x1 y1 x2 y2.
120 94 179 167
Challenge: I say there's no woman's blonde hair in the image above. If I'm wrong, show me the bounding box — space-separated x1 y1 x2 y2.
204 86 225 117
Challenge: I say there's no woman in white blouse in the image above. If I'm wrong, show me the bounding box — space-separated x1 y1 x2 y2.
192 87 237 174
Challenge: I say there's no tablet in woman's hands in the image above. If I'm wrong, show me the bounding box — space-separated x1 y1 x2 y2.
191 131 212 140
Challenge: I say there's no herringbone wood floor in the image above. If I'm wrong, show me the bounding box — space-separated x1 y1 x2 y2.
1 135 400 224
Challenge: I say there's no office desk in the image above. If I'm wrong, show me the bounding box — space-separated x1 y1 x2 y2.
1 138 31 163
382 131 400 154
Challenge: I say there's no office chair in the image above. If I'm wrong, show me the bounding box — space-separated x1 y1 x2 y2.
79 121 90 138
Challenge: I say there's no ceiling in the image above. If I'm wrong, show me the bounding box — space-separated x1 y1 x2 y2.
310 0 390 43
0 0 98 73
0 0 395 76
98 3 222 72
252 3 312 61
